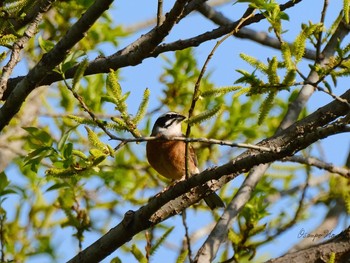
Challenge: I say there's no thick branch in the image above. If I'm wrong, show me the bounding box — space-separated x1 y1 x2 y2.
0 0 54 99
2 0 303 102
0 0 115 131
265 226 350 263
68 88 350 263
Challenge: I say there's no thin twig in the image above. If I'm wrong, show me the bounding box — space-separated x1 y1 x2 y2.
63 79 117 141
181 211 193 263
0 213 5 263
316 0 329 61
196 2 316 61
111 136 273 152
157 0 164 26
284 155 350 179
315 85 350 108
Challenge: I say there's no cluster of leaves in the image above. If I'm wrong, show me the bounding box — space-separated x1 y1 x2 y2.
236 21 324 124
0 0 35 46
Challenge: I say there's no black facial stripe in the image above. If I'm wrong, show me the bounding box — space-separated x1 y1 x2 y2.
155 113 183 128
164 118 177 128
155 116 175 128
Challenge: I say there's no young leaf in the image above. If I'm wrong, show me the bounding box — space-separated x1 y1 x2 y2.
72 58 89 90
150 226 174 255
85 126 107 152
38 35 55 53
188 104 222 125
258 91 276 125
266 56 279 85
240 53 268 73
176 249 188 263
133 88 150 125
201 86 242 97
281 42 294 70
130 244 147 263
344 0 349 24
45 167 76 178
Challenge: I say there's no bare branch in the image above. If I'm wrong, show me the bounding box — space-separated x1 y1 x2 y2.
284 155 350 178
288 202 344 253
315 0 329 61
265 227 350 263
157 0 164 26
315 85 350 108
181 211 193 263
124 0 231 33
111 136 273 152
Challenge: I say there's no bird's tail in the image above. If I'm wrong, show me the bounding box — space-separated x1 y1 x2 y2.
204 193 225 210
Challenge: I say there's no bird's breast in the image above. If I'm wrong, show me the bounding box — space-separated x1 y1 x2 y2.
146 140 197 180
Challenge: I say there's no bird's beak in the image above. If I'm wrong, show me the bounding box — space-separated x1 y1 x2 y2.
176 114 186 122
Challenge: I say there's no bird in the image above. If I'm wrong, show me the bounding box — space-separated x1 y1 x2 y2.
146 111 225 209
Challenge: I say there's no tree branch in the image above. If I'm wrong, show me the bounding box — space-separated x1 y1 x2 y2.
1 0 303 103
0 0 54 99
196 1 316 60
194 15 350 261
284 155 350 179
265 226 350 263
0 0 115 131
68 88 350 263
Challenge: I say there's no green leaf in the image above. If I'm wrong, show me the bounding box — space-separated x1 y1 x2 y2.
258 91 277 125
58 128 75 152
72 58 89 90
38 35 55 53
130 244 147 263
63 143 73 159
0 172 10 192
46 182 70 192
150 226 174 255
61 50 86 73
188 104 222 125
133 88 150 125
85 126 107 152
24 146 56 166
201 86 242 97
344 0 350 24
23 127 53 146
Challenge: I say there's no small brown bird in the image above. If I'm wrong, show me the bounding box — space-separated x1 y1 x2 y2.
146 111 224 209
